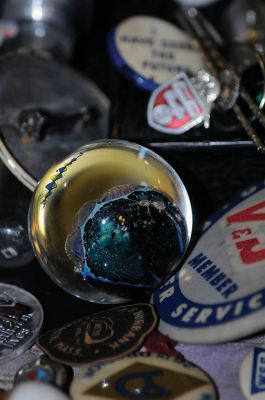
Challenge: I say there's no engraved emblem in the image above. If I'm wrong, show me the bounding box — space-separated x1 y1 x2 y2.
147 72 207 135
0 284 43 362
37 304 157 366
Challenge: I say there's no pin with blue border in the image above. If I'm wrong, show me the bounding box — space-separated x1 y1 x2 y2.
108 15 205 92
153 180 265 343
240 345 265 400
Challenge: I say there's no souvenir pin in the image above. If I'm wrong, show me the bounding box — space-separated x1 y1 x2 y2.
70 352 217 400
108 15 205 91
0 283 43 363
15 355 73 390
240 345 265 400
37 304 157 366
7 382 70 400
29 140 192 304
147 70 220 134
0 50 110 191
153 181 265 343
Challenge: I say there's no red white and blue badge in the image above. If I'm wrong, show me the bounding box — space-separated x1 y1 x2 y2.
147 72 208 135
153 181 265 343
240 345 265 400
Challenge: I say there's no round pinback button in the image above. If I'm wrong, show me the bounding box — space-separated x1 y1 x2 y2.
0 283 43 363
70 352 217 400
240 345 265 400
108 15 205 91
153 181 265 344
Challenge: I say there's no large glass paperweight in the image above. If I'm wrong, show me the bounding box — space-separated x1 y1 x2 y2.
29 140 192 303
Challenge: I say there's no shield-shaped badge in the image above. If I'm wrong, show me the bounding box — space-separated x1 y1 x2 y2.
147 71 208 135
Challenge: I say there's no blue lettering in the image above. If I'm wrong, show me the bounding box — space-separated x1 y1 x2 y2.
201 265 220 281
209 273 226 287
259 374 265 386
188 253 207 269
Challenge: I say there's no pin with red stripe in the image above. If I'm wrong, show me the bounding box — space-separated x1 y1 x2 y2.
147 70 220 135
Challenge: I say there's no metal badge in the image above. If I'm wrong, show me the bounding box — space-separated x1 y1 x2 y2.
15 355 73 390
37 304 157 366
147 70 219 135
0 284 43 363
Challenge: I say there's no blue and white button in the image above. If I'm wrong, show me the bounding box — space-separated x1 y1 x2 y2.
240 345 265 400
108 15 205 91
153 181 265 343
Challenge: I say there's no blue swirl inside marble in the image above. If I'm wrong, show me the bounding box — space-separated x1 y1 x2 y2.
65 186 188 290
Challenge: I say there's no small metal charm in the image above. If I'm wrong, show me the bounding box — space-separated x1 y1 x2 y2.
15 355 73 391
147 70 219 134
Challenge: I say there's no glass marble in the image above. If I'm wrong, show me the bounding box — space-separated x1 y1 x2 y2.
29 140 192 304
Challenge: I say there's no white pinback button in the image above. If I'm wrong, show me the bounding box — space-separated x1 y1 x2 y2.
153 181 265 343
240 345 265 400
108 15 205 91
70 352 217 400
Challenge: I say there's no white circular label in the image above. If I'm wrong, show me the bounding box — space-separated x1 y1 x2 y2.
240 346 265 399
153 181 265 343
114 15 205 85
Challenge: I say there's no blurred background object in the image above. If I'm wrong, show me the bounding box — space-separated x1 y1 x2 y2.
0 0 94 59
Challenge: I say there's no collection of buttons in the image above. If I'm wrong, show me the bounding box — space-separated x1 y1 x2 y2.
1 0 265 400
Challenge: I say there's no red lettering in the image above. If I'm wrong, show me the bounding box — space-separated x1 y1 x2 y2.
227 200 265 224
232 228 252 240
236 238 265 264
